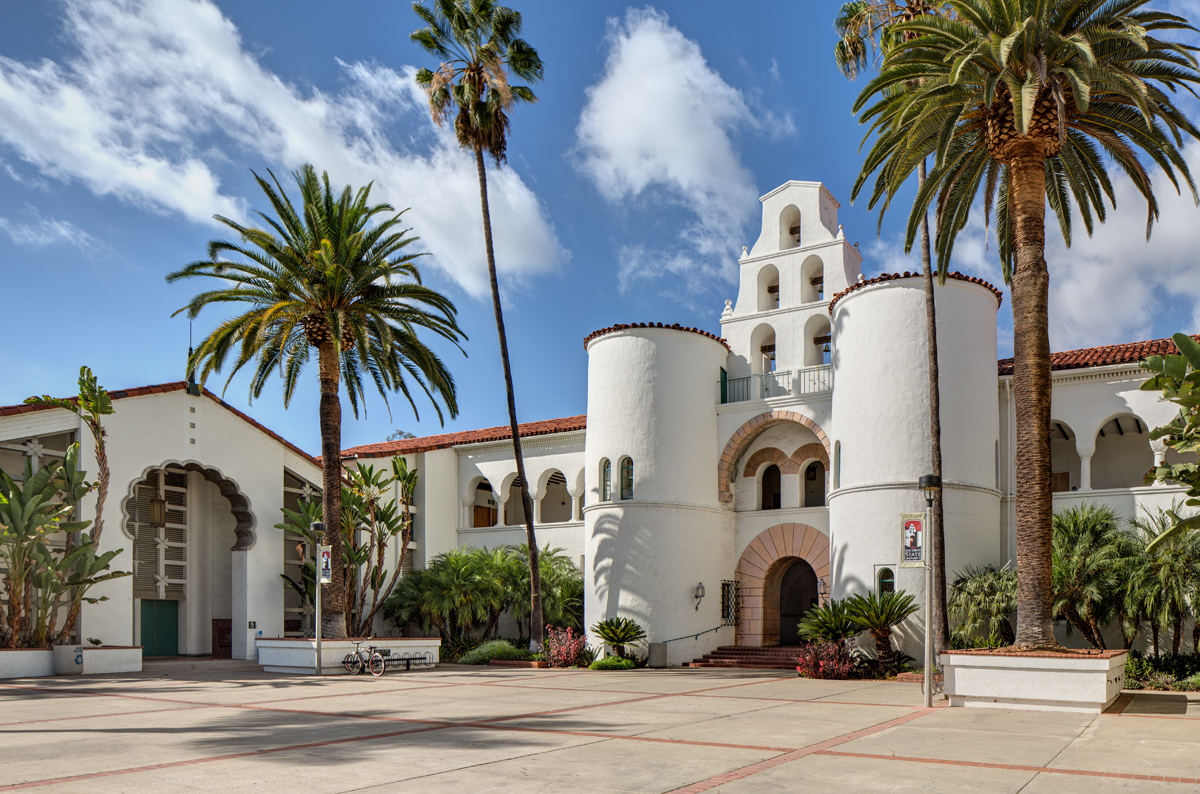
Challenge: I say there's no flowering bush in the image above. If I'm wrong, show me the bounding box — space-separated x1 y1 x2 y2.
545 625 589 668
796 640 857 680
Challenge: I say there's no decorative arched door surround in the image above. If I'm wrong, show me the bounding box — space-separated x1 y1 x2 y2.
718 411 830 503
735 523 830 647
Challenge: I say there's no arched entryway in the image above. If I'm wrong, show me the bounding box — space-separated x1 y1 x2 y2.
778 558 818 645
734 523 830 647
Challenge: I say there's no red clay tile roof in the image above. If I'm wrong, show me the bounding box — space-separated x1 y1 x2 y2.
583 323 730 351
997 334 1200 376
0 381 320 467
828 271 1004 313
341 415 588 459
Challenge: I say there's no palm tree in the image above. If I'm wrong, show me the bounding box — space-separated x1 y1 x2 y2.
1127 504 1200 655
948 563 1017 646
851 0 1200 648
411 0 547 650
847 589 919 671
835 0 953 652
1051 503 1126 649
168 164 464 639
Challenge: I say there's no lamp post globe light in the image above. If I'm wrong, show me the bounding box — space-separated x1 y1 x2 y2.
918 474 940 707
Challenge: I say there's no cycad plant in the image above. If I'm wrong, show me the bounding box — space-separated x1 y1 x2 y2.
834 0 953 653
411 0 547 650
591 616 647 659
1051 503 1128 649
846 590 919 671
169 165 464 639
852 0 1200 648
949 563 1017 646
797 599 859 643
1126 503 1200 655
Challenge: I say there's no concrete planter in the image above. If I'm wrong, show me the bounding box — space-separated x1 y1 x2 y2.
256 637 440 675
488 659 548 668
53 645 143 676
943 648 1126 713
0 648 54 679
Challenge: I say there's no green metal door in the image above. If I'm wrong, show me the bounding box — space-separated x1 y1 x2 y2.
140 600 179 657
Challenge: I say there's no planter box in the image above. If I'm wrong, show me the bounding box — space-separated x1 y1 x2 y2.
0 649 54 679
943 648 1126 713
53 646 143 676
488 660 548 668
256 637 440 676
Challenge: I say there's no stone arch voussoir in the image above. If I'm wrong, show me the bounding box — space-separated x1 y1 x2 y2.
718 411 830 503
734 523 830 647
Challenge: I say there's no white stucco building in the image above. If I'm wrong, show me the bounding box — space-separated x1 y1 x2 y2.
2 180 1192 664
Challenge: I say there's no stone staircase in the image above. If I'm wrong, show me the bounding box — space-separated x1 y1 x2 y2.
687 646 801 670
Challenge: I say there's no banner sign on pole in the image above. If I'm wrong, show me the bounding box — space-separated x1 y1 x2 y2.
318 545 333 584
899 513 925 568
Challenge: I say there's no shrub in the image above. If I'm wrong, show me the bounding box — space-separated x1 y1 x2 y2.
1173 674 1200 692
846 590 918 672
797 600 858 643
456 640 531 665
591 617 647 658
589 655 636 671
545 625 588 668
796 639 857 680
442 636 485 663
949 563 1016 646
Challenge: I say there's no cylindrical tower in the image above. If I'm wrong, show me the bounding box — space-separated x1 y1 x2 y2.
828 273 1001 654
583 323 733 666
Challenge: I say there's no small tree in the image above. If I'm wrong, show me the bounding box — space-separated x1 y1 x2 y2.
846 590 919 671
1141 334 1200 549
949 563 1016 646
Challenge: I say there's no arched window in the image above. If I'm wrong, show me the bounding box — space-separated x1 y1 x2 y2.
878 567 895 594
779 205 801 250
758 264 780 311
472 481 497 528
761 464 781 510
600 458 611 501
619 457 634 500
833 441 841 489
803 461 826 507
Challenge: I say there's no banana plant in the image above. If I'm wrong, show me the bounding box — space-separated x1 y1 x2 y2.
1140 334 1200 550
0 456 90 647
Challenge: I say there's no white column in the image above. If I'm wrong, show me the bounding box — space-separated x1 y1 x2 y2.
231 550 249 660
1079 456 1092 492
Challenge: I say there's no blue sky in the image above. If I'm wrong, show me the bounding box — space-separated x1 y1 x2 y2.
2 0 1199 456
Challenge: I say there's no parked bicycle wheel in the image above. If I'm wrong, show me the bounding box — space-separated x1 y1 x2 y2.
368 652 386 677
344 653 363 675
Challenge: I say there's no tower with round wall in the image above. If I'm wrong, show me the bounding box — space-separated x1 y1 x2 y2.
582 323 733 666
828 272 1003 655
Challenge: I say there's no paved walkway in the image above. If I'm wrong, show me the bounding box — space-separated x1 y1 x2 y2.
1 659 1198 792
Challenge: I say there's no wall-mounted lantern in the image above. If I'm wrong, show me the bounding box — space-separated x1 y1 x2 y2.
149 495 167 528
693 582 706 610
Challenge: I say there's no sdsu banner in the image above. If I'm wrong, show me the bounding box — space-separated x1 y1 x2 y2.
318 545 333 584
899 513 925 568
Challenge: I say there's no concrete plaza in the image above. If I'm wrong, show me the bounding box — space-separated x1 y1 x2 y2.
1 659 1198 793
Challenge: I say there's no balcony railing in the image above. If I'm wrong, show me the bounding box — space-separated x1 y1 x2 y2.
720 365 832 404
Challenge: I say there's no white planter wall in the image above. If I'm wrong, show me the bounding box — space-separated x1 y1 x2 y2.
257 638 440 676
53 645 143 675
944 650 1126 713
0 649 54 679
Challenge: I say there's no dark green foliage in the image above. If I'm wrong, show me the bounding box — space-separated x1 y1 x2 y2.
797 599 858 643
590 617 647 659
1141 335 1200 550
949 564 1017 646
1052 504 1129 649
846 590 919 672
589 655 635 671
456 639 531 665
1124 650 1200 690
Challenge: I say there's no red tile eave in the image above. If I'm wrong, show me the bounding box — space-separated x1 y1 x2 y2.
828 270 1004 313
341 414 588 460
582 322 730 351
0 381 320 468
997 334 1200 376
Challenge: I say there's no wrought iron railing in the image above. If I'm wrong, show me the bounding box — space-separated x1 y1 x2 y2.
720 365 832 404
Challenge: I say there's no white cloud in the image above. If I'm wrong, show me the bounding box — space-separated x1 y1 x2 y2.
0 0 565 297
867 142 1200 353
0 210 102 251
573 7 762 297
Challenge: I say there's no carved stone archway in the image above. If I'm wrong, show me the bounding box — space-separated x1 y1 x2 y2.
718 411 830 503
123 461 256 550
735 523 830 647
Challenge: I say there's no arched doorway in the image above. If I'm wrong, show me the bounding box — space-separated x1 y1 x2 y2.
778 559 817 645
734 523 830 647
761 464 781 510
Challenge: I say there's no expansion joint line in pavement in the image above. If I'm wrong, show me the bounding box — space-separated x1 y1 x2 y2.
663 707 939 794
814 749 1200 787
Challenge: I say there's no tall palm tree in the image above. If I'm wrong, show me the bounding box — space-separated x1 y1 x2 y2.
851 0 1200 648
835 0 953 651
168 164 464 639
411 0 547 649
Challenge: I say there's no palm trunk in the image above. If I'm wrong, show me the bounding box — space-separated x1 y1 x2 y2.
872 629 896 671
1009 144 1058 649
918 159 950 652
318 340 347 639
1151 623 1160 656
1172 617 1182 655
473 143 544 651
1192 621 1198 654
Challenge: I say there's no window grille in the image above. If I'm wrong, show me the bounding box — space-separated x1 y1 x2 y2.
619 457 634 500
720 580 739 626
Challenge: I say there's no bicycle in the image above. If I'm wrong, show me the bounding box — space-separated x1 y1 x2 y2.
342 639 386 677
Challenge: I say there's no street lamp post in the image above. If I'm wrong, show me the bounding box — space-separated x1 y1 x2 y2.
918 475 941 708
